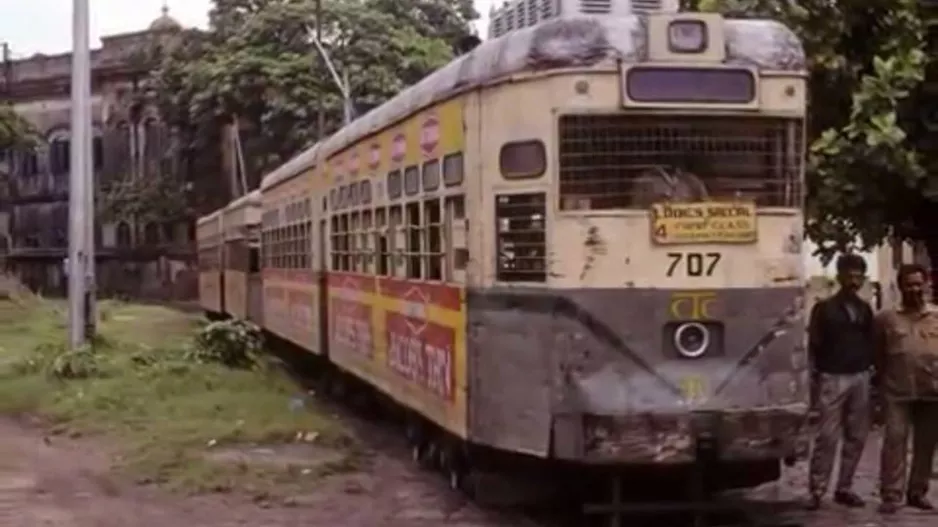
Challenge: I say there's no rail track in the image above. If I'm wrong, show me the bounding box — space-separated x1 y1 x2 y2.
263 334 805 527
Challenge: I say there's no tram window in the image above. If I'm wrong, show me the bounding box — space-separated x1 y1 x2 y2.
389 205 404 276
270 220 277 266
443 152 464 187
406 202 422 278
361 180 372 205
376 208 390 276
424 199 443 280
307 219 315 269
361 209 374 273
350 212 362 271
495 192 547 282
499 140 546 179
280 226 288 268
388 170 402 199
270 228 278 268
283 225 291 268
446 195 468 272
287 225 296 268
404 166 420 196
422 160 440 192
341 186 351 209
340 213 351 271
249 247 260 273
300 222 308 268
330 216 341 270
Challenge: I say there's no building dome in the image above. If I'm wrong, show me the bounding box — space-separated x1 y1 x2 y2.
149 5 181 32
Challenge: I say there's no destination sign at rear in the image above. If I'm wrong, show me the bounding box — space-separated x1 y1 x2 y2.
626 67 756 104
651 201 757 245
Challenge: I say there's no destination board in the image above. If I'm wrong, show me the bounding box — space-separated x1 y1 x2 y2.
651 201 757 245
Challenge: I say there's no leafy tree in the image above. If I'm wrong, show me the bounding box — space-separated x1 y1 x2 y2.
145 0 475 216
694 0 936 269
0 103 33 151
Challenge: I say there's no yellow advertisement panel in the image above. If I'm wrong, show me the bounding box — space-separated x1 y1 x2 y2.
651 201 757 245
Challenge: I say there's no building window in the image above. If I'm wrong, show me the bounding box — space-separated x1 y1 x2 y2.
19 149 39 177
93 135 104 171
49 136 70 176
116 222 132 247
144 222 160 245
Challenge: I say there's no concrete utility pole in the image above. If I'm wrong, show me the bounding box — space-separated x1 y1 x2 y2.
67 0 92 348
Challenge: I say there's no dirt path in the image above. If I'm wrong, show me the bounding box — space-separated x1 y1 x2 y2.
0 416 533 527
4 412 938 527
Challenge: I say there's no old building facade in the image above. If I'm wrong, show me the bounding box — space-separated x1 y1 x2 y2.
0 8 198 299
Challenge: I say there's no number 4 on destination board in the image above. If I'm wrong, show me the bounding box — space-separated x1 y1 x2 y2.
666 252 721 277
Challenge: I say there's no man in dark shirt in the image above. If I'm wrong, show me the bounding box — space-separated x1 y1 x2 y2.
806 254 874 510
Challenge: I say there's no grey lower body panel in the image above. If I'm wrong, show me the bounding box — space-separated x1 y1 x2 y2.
465 286 809 464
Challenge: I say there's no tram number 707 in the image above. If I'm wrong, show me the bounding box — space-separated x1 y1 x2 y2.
666 252 721 278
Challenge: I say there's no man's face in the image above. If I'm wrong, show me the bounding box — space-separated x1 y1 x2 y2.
899 271 927 308
838 268 866 293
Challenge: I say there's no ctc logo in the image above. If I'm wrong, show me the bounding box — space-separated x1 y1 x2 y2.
669 291 716 320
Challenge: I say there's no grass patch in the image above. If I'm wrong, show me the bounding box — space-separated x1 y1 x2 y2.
0 298 357 495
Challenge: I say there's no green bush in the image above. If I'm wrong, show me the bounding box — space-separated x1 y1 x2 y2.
191 319 264 369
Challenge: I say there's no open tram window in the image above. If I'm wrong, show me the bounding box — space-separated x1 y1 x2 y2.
445 195 468 281
376 208 390 276
285 224 295 269
350 212 362 272
269 226 280 269
495 192 547 282
298 221 307 269
304 219 313 270
340 213 351 271
406 202 422 278
295 223 302 269
361 209 374 274
275 226 282 269
330 216 341 270
424 199 443 280
249 246 260 273
389 205 404 276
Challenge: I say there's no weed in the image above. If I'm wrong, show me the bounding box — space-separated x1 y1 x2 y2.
191 319 264 368
0 299 354 494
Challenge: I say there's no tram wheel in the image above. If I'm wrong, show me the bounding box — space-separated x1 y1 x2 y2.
439 443 472 496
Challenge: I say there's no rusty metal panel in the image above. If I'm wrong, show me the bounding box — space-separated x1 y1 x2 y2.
467 287 554 456
466 286 807 463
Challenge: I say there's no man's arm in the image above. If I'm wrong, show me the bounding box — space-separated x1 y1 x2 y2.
807 300 825 373
872 312 888 386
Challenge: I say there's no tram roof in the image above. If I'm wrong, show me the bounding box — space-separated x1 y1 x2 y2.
196 208 223 226
261 14 805 190
224 189 262 212
259 142 323 192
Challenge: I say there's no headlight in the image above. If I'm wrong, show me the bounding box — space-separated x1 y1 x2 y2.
673 322 710 358
668 20 707 53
